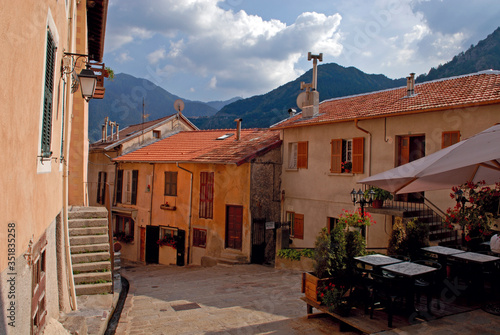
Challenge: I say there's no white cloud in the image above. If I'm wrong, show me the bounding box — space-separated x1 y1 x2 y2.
147 48 166 65
116 52 133 63
208 76 217 89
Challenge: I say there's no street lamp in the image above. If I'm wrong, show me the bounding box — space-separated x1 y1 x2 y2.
350 188 374 237
62 53 98 102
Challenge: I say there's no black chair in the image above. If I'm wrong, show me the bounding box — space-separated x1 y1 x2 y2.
369 272 406 327
476 251 500 299
350 261 374 314
412 260 442 313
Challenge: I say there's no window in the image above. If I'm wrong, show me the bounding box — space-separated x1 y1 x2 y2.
287 211 304 239
41 29 56 158
327 217 338 233
115 215 134 240
116 169 138 205
442 131 460 148
164 171 178 196
96 171 107 204
160 226 177 239
288 141 308 169
199 172 214 219
153 130 161 138
331 137 364 173
193 228 207 248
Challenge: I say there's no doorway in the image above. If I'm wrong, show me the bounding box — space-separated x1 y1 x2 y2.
226 205 243 250
145 225 159 264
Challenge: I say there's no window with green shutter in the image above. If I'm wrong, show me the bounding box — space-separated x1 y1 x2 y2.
41 29 56 158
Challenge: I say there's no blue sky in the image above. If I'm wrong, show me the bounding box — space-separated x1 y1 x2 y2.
104 0 500 102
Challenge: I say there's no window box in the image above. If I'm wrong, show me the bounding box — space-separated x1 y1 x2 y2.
160 204 176 211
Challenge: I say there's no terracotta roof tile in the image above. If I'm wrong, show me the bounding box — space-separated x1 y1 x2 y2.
113 129 281 165
274 71 500 129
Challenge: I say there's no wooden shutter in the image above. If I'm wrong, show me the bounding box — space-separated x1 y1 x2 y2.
116 169 123 204
352 137 364 174
442 131 460 148
41 30 56 158
330 139 342 173
199 172 214 219
131 170 138 205
297 141 308 169
294 214 304 239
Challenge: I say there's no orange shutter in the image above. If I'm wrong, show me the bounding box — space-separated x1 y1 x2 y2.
294 213 304 239
442 131 460 148
297 141 308 169
352 137 364 174
330 139 342 173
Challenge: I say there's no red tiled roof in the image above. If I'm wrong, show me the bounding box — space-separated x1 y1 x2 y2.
113 129 281 165
274 71 500 129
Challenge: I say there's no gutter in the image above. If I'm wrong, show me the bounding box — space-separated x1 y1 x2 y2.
176 162 193 265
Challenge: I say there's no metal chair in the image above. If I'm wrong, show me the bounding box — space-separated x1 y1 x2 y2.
369 272 406 327
412 260 442 313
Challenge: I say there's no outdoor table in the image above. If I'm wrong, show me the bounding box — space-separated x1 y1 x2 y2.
354 254 402 271
449 252 500 302
421 246 466 279
380 262 438 316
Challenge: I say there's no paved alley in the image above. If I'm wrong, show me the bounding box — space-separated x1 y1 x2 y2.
115 262 350 335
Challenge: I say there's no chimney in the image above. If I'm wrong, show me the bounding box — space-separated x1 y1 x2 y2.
235 118 242 141
406 73 415 97
103 116 109 142
116 124 119 140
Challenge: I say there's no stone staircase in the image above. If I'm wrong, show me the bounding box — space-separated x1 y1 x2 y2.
69 206 112 295
216 250 249 266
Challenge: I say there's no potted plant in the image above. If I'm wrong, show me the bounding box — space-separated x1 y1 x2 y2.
303 228 337 304
341 161 352 173
365 187 393 208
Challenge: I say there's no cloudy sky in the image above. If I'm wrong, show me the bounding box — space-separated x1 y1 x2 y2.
104 0 500 102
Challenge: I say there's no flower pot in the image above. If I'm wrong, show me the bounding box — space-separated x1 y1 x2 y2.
344 169 351 173
372 199 384 208
302 272 334 304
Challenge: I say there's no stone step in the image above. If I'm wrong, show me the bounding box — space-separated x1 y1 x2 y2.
217 258 244 266
68 206 108 220
70 234 109 246
73 271 112 285
69 218 108 229
220 251 248 263
73 261 111 273
72 251 110 264
71 243 110 254
75 282 112 296
69 226 108 236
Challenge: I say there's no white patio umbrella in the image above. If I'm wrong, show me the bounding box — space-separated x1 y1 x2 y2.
359 124 500 194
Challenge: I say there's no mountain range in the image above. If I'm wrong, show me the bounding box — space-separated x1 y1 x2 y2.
89 26 500 141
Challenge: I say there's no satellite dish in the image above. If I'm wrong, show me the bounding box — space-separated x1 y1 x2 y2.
296 92 307 109
174 99 185 112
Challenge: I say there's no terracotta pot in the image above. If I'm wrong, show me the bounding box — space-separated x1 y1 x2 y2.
372 199 384 208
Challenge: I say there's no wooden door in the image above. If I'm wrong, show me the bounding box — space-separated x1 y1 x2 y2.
226 205 243 250
140 227 146 262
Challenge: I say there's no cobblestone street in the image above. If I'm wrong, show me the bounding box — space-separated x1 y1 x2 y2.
116 262 350 335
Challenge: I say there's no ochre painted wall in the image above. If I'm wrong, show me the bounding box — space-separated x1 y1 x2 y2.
281 105 500 250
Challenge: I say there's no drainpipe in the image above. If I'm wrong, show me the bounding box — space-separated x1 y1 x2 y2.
176 162 193 265
149 163 155 226
62 80 78 311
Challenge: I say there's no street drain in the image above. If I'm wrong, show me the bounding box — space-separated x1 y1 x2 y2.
171 303 201 311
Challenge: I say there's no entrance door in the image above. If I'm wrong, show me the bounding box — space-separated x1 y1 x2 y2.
145 225 160 264
226 205 243 250
251 219 266 264
397 135 425 202
140 227 146 262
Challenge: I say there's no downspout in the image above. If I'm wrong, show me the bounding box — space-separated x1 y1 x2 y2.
176 162 193 265
149 163 155 226
62 75 78 311
355 119 372 246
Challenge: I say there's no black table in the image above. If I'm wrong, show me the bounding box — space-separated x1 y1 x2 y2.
381 262 438 317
